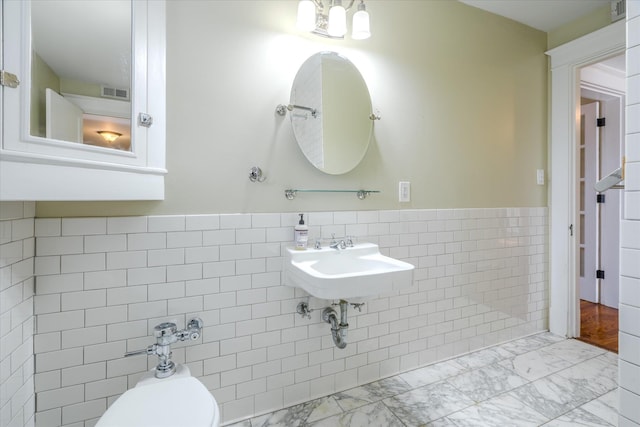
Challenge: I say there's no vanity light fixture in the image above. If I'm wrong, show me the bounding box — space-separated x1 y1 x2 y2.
97 130 122 143
296 0 371 40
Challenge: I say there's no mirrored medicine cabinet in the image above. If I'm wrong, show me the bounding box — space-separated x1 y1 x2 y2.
288 51 373 175
0 0 166 201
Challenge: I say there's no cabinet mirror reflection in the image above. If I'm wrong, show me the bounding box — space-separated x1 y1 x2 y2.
30 0 132 151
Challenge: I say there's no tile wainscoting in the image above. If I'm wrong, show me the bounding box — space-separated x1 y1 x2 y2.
31 208 548 426
0 202 36 427
620 4 640 426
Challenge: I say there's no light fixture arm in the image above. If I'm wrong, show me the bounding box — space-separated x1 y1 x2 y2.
310 0 356 12
297 0 368 39
310 0 324 10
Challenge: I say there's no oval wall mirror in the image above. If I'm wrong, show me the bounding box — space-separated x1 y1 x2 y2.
290 52 373 175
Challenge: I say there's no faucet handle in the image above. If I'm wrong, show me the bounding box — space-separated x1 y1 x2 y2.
350 302 365 312
345 236 354 247
314 239 322 250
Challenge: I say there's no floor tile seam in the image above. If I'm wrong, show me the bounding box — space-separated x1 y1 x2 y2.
327 394 351 416
547 401 617 426
449 378 557 427
553 354 618 388
442 358 532 396
503 354 578 383
388 381 552 427
442 373 547 419
434 378 491 416
521 350 615 387
378 396 438 427
379 399 411 427
302 395 346 425
576 394 619 427
401 332 551 382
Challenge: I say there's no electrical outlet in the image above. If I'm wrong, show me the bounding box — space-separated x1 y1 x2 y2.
536 169 545 185
399 181 410 202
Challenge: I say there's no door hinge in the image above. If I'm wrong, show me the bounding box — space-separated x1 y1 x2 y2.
0 70 20 88
596 117 606 127
596 269 605 279
597 194 605 203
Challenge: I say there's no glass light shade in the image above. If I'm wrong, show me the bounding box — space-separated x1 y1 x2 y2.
351 9 370 39
296 0 316 32
97 131 122 143
327 4 346 37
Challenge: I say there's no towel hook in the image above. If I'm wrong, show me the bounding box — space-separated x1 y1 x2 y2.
249 166 266 183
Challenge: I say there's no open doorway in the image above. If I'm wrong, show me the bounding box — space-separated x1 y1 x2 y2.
577 54 625 352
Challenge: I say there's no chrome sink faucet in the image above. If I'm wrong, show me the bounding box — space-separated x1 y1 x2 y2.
330 239 347 250
329 233 353 250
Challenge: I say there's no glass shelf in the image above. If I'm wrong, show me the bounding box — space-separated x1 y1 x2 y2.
284 189 380 200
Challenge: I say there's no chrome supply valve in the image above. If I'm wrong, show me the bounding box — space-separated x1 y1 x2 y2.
296 302 313 319
124 317 203 379
350 302 365 312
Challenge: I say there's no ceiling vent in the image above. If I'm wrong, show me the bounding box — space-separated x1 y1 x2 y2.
101 85 130 101
611 0 625 22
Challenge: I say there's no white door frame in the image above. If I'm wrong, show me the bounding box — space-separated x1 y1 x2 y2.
546 20 625 338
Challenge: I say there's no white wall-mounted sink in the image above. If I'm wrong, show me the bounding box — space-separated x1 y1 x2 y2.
283 243 414 300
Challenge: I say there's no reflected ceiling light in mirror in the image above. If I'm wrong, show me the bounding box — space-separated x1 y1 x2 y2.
296 0 371 40
97 130 122 143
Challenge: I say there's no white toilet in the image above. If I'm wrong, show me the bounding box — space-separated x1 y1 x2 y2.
96 365 220 427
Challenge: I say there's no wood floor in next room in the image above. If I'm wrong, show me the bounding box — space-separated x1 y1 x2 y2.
578 300 619 353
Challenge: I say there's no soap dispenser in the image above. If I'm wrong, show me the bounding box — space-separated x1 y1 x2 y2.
294 214 308 250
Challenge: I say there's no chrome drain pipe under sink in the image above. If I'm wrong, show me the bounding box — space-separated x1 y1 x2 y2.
322 300 349 349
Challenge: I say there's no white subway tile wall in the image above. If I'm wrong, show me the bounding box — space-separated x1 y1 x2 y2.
0 202 36 427
31 208 548 425
621 6 640 427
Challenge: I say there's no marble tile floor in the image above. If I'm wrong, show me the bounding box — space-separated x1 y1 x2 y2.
226 333 619 427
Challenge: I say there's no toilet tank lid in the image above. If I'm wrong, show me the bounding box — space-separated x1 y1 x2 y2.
96 377 219 427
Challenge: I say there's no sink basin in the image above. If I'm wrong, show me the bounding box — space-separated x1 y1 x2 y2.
283 243 414 300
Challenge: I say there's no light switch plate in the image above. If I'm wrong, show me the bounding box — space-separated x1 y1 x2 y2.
399 181 410 202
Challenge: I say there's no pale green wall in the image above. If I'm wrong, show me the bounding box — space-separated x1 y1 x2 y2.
37 0 548 217
30 52 60 137
547 5 611 49
59 78 102 98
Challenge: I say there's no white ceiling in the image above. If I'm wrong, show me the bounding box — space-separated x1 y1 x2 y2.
31 0 131 89
459 0 611 32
